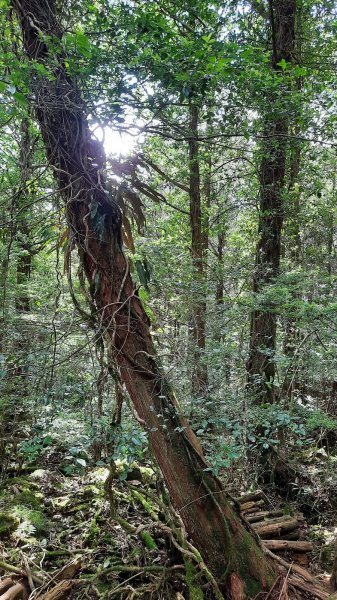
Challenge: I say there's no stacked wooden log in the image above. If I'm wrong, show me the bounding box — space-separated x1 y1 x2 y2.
237 490 313 567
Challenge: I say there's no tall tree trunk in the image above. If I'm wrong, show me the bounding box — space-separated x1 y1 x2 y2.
12 1 276 596
247 0 296 403
16 225 32 313
282 7 304 403
188 102 208 403
215 232 225 307
283 133 301 402
16 119 34 312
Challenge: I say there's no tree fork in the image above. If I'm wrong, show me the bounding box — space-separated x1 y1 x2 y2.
12 0 276 596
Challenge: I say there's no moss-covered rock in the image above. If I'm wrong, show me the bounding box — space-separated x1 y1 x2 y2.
14 488 43 508
13 506 48 537
0 512 19 537
77 484 101 500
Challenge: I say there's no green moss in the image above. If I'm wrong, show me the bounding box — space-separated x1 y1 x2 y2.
244 576 262 597
52 496 70 509
27 510 47 534
0 513 19 537
184 558 204 600
132 490 158 521
102 532 115 545
3 476 31 488
130 547 141 559
85 519 100 544
13 507 48 536
78 485 101 499
232 526 275 597
96 580 110 596
140 530 157 550
114 515 135 534
67 502 89 513
138 466 155 484
14 489 42 509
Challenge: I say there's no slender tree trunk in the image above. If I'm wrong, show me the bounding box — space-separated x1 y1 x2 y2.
247 0 296 403
16 119 34 313
283 135 301 402
188 102 208 402
215 232 224 307
16 227 32 313
12 1 276 596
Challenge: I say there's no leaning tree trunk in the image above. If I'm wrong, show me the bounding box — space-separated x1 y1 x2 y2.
12 1 276 596
247 0 296 403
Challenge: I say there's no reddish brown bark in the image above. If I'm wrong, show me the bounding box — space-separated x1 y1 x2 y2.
12 1 276 596
247 0 296 403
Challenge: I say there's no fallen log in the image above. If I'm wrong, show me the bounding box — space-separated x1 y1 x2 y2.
0 581 29 600
288 576 329 600
264 547 325 586
262 540 313 553
255 515 298 527
38 580 75 600
235 490 265 504
253 517 299 538
240 499 265 512
246 510 284 523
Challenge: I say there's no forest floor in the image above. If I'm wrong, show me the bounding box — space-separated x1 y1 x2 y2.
0 458 336 600
0 463 194 599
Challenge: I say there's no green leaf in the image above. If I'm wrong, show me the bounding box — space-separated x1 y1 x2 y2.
13 91 27 107
277 59 288 71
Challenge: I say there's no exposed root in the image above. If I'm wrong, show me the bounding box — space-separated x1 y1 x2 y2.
0 580 29 600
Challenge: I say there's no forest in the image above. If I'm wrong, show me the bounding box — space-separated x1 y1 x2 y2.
0 0 336 598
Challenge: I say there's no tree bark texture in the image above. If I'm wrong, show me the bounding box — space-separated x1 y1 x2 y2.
247 0 296 403
12 1 276 596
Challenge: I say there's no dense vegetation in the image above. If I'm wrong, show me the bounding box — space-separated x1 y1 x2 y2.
0 0 336 599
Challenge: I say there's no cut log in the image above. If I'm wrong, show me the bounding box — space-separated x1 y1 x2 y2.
235 490 265 504
240 499 265 512
254 515 297 527
253 518 299 539
262 540 313 553
247 510 284 523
